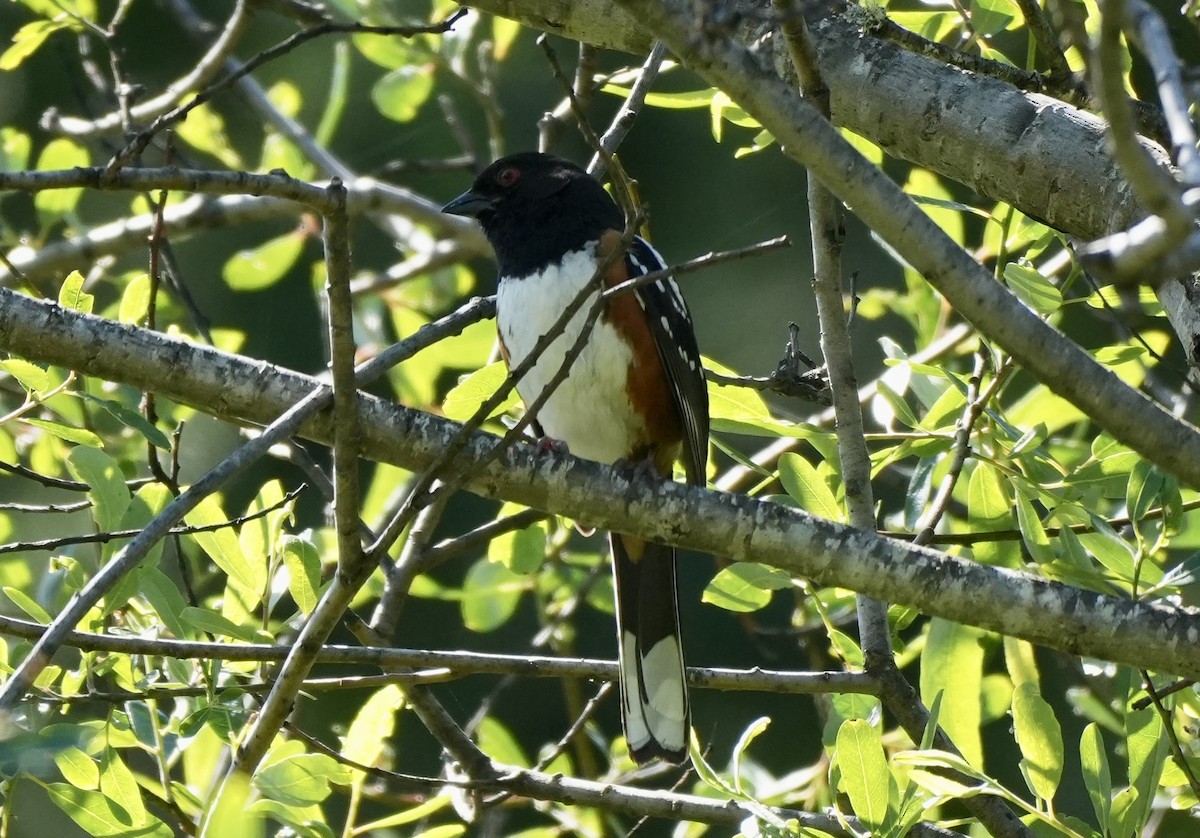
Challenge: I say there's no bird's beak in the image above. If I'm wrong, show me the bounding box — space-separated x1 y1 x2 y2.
441 189 493 218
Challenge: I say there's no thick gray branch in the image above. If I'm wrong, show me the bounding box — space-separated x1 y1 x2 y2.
2 290 1199 678
463 0 1155 240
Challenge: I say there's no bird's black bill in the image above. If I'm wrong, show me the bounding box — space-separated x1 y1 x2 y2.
441 189 493 218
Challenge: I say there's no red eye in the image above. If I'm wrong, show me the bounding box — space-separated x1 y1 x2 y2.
496 166 520 187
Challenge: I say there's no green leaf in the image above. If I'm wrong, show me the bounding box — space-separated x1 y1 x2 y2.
1125 706 1169 834
39 781 171 837
0 19 66 70
0 359 50 394
281 535 321 615
487 505 547 575
0 587 48 624
412 827 465 838
55 746 99 790
1003 636 1040 689
1079 525 1136 582
202 772 263 838
179 606 261 643
461 557 524 632
602 84 713 109
341 684 404 770
22 417 103 447
777 452 841 520
701 562 791 612
1011 682 1063 802
476 716 530 768
100 746 147 825
1014 491 1054 563
36 141 91 220
0 127 31 172
1080 723 1111 836
353 794 451 833
1109 786 1140 838
970 0 1016 36
118 273 152 324
138 566 190 640
66 446 131 531
80 393 171 449
372 66 434 122
1126 459 1164 525
492 15 522 60
875 379 921 428
223 232 305 291
174 102 242 168
255 753 348 806
183 495 259 594
442 362 517 421
836 719 894 833
919 619 985 767
731 716 771 795
58 269 95 313
968 463 1012 529
1003 263 1062 315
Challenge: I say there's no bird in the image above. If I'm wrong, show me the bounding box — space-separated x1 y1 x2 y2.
442 152 709 764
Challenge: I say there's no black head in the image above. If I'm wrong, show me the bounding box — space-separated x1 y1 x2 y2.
442 152 623 277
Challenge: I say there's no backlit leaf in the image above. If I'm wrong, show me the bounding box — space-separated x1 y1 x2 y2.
341 684 404 770
442 362 517 421
281 535 321 615
1080 723 1111 836
461 557 524 632
372 66 434 122
778 452 841 520
702 562 791 612
920 619 985 767
58 270 95 314
36 141 90 220
835 719 894 833
1011 683 1063 802
223 231 305 291
66 446 131 531
1003 263 1062 315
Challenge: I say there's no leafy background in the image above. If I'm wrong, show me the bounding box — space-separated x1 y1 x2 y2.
0 0 1198 836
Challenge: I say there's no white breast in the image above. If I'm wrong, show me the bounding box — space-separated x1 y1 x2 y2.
496 246 646 465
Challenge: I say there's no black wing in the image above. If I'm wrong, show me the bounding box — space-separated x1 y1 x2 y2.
628 236 709 486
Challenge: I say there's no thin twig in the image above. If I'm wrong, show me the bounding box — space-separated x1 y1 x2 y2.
0 485 303 555
0 459 154 492
1138 671 1200 800
323 179 363 578
47 0 253 138
1013 0 1074 82
538 35 638 218
0 296 494 710
107 9 469 168
589 42 669 179
603 235 791 298
910 353 1008 545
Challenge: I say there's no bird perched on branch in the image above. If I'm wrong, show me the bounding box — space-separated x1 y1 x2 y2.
443 152 709 764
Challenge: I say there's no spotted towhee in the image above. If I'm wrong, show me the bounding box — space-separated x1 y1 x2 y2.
443 152 709 764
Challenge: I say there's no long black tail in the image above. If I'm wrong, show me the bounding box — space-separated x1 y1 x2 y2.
610 532 688 764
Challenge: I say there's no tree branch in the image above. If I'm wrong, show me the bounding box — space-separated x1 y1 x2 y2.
460 0 1161 240
613 0 1200 494
1 291 1199 678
